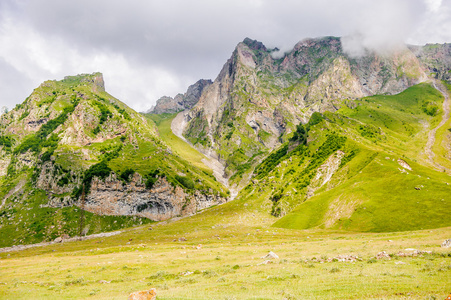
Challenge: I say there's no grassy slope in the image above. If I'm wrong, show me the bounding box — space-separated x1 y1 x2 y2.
250 82 451 232
145 113 226 194
145 113 211 173
431 83 451 170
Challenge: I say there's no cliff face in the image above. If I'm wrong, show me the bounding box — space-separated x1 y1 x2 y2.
149 79 213 114
83 174 227 221
410 43 451 83
181 37 429 182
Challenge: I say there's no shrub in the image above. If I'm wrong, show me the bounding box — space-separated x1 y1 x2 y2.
145 170 160 189
119 168 135 183
73 160 112 198
175 175 195 190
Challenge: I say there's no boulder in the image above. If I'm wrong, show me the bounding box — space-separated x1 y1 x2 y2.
261 251 279 260
128 288 156 300
441 239 451 248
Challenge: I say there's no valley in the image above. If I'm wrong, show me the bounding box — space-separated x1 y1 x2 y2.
0 37 451 299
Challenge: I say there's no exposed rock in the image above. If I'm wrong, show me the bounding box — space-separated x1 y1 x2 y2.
308 150 345 199
83 173 227 221
0 155 11 177
128 288 156 300
397 159 412 171
148 79 212 114
257 260 273 265
441 239 451 248
261 251 279 260
376 251 391 259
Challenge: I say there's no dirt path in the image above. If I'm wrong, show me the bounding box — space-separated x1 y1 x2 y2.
0 179 26 211
171 111 238 199
425 80 450 172
0 230 122 253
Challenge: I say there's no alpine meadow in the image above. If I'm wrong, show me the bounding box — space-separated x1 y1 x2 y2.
1 36 451 299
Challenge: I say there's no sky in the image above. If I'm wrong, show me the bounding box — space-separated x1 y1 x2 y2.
0 0 450 112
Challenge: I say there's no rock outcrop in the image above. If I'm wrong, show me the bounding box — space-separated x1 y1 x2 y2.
148 79 212 114
83 173 227 221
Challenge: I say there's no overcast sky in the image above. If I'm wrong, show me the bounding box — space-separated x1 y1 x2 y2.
0 0 450 112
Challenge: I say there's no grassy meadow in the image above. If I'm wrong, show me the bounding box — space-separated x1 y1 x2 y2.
0 207 450 299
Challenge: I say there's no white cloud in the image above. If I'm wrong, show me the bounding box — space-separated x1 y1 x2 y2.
0 0 449 112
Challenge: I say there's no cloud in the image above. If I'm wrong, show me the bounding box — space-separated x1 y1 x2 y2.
0 0 448 111
340 0 425 57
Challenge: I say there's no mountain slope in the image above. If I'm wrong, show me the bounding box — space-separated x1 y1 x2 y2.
0 73 228 247
231 82 451 232
179 37 428 188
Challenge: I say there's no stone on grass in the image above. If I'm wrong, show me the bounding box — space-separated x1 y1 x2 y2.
128 288 156 300
261 251 279 260
376 251 391 259
257 260 272 265
441 239 451 248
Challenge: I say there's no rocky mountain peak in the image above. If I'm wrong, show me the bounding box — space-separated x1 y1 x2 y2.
242 37 267 52
148 79 212 114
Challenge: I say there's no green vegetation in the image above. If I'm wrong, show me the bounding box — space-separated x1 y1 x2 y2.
0 135 13 152
14 98 79 155
0 203 450 299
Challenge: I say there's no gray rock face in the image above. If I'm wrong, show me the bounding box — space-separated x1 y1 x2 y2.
81 173 227 221
148 79 212 114
410 43 451 83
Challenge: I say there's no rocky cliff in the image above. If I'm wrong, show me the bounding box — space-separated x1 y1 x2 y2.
84 173 226 221
148 79 212 114
410 43 451 83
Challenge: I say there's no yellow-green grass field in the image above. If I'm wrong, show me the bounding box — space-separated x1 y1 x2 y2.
1 202 450 299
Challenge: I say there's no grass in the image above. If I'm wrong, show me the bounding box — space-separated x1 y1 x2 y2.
431 83 451 171
0 206 450 299
145 113 212 173
274 152 451 232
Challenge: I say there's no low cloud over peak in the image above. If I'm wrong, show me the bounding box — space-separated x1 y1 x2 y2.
0 0 449 111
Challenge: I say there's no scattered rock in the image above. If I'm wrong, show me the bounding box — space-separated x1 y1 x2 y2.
257 260 273 265
182 271 193 276
54 237 63 243
376 251 391 259
397 159 412 171
128 288 156 300
178 237 187 242
395 261 406 265
261 251 279 260
98 280 110 284
441 239 451 248
328 254 359 263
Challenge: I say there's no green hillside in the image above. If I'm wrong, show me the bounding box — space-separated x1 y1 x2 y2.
0 74 227 247
230 82 451 232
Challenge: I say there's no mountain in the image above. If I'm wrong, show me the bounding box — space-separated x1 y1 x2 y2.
155 36 451 232
2 37 451 248
147 79 212 114
175 37 432 188
0 73 227 247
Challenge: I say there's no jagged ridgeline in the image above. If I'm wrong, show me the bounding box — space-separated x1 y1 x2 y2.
0 73 227 247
